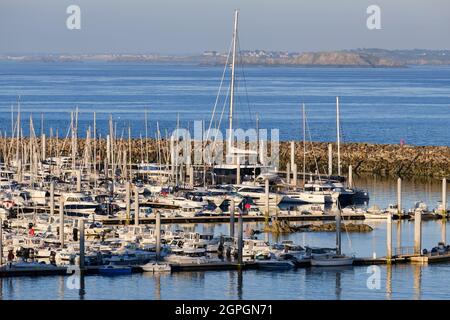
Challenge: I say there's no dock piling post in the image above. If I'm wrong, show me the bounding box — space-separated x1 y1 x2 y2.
386 212 392 261
236 156 241 185
41 134 46 160
59 196 64 247
79 220 85 271
414 210 422 255
237 210 243 266
290 141 295 170
189 165 194 187
76 170 81 192
230 199 235 238
348 165 353 189
286 163 291 185
265 178 270 223
134 185 139 226
292 163 297 187
440 177 447 244
442 178 447 217
441 219 446 245
328 143 333 176
156 211 161 260
397 178 402 215
336 211 341 255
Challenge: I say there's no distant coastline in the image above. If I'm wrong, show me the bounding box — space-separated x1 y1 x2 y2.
2 49 450 68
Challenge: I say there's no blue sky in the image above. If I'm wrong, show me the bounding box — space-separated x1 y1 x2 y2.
1 0 449 54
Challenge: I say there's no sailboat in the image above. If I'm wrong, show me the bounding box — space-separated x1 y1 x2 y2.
211 10 276 184
310 205 354 266
305 97 369 207
283 104 339 204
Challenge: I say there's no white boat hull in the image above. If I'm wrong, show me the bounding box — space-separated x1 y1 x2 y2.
310 255 354 267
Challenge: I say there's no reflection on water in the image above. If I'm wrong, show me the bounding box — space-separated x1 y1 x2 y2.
0 263 449 300
386 264 392 300
354 175 443 210
413 264 422 300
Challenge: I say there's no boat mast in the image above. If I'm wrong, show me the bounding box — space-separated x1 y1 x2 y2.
302 103 308 187
228 9 239 157
336 96 341 176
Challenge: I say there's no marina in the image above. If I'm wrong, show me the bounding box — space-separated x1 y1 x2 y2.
0 4 450 303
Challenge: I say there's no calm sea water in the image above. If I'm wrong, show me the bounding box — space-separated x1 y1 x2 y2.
1 176 449 300
0 61 449 145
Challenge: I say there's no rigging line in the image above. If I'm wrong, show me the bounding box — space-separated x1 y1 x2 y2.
237 35 255 127
210 79 231 163
305 107 323 180
205 38 233 143
58 110 76 157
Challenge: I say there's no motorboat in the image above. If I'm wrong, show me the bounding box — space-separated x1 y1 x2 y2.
62 192 101 216
310 254 354 267
409 201 437 220
98 264 132 276
235 185 285 206
283 189 332 204
141 262 171 273
364 205 388 219
254 252 296 270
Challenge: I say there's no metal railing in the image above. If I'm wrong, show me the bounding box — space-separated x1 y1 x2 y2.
394 246 416 256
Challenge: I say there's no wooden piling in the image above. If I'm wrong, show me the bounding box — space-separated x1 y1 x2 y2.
348 165 353 189
414 210 422 255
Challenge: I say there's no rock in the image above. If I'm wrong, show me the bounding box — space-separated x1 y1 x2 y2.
298 222 373 232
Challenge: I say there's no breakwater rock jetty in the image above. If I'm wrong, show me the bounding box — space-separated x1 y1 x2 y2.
0 137 448 179
280 141 450 179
